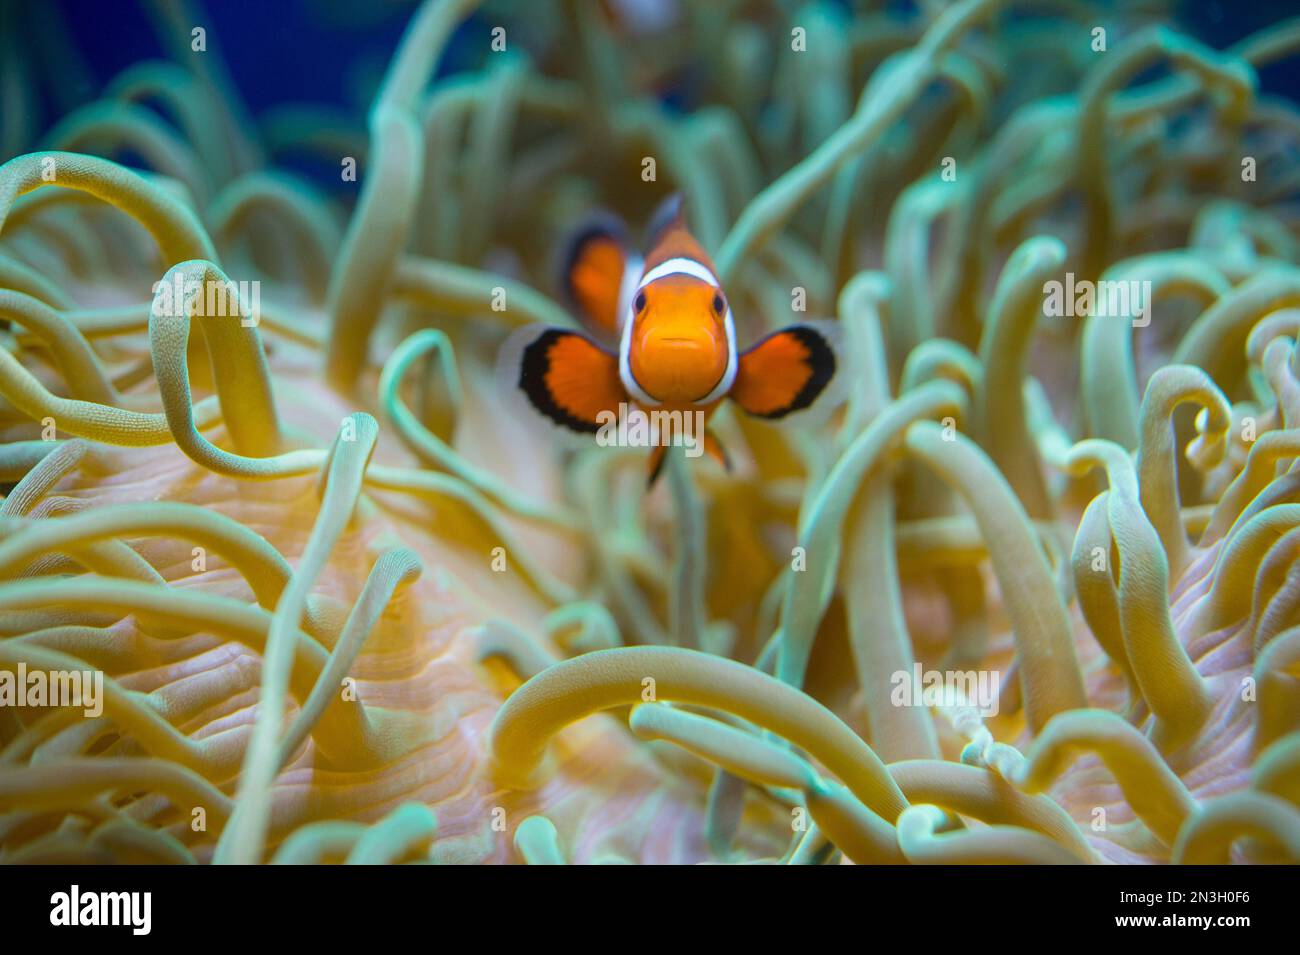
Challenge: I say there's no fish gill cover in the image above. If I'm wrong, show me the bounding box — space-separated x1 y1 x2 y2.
0 0 1297 868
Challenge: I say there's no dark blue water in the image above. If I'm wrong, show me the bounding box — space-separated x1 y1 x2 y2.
41 0 486 113
38 0 1300 116
11 0 1299 194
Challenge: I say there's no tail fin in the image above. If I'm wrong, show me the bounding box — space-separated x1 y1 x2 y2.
557 213 633 336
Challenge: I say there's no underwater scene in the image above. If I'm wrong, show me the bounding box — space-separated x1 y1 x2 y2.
0 0 1299 872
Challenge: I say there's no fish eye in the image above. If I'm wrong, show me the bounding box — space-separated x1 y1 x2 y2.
634 291 647 313
712 293 726 315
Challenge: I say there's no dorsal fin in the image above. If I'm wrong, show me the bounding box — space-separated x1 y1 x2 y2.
641 192 717 274
644 192 686 249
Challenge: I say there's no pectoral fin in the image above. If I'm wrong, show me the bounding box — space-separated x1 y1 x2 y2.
515 327 627 433
730 324 838 419
647 444 668 487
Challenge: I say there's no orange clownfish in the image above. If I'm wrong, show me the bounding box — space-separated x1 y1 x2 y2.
505 195 841 483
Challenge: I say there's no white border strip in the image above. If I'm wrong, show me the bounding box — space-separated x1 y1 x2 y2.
637 256 719 290
615 254 644 329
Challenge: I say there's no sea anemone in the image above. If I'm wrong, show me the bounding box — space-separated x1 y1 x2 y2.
1 0 1299 865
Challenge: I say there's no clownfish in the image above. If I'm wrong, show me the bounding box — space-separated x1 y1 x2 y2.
504 195 841 483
